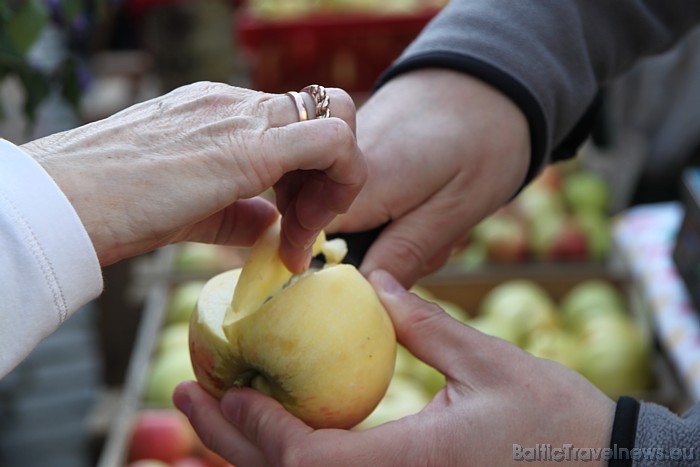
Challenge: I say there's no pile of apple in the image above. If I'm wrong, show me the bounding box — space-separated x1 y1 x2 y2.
143 281 205 407
464 279 651 398
350 277 653 429
126 282 232 466
458 164 613 265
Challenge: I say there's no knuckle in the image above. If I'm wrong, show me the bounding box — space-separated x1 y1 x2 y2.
389 236 430 275
327 88 356 114
405 294 450 330
325 118 355 148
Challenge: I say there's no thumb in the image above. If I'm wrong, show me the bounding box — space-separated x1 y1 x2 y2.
369 269 491 379
221 388 312 461
359 207 464 288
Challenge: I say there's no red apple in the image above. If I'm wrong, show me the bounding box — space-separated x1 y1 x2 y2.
531 165 564 192
531 216 589 261
128 409 197 463
126 461 170 467
471 212 529 262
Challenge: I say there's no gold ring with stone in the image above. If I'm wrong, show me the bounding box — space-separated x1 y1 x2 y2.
285 91 309 122
301 84 331 119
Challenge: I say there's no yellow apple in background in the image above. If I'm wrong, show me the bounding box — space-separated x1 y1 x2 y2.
560 279 626 329
165 281 206 325
524 328 580 370
576 314 651 397
189 219 396 429
478 280 559 345
356 375 432 430
145 348 196 406
467 314 521 346
157 323 191 354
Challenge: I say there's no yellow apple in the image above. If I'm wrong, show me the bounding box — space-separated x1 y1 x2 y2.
189 219 396 429
356 375 431 430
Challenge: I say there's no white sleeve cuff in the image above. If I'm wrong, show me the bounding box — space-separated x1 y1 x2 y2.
0 138 103 377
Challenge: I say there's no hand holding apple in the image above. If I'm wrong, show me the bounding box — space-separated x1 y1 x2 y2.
174 270 615 466
188 219 396 429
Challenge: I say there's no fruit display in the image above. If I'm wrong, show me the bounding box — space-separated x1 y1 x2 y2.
247 0 447 21
128 280 228 465
455 164 614 266
142 282 203 408
423 278 651 399
189 219 396 429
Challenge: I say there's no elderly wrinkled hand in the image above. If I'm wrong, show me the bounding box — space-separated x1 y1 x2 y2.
22 82 365 271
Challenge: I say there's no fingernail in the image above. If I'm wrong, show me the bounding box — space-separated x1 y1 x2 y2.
173 385 192 417
221 390 242 423
371 269 406 296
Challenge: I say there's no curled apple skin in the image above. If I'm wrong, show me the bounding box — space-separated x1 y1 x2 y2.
189 264 397 429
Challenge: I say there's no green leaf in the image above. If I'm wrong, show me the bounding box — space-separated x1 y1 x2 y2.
62 0 83 23
5 0 49 55
60 57 81 111
17 66 51 121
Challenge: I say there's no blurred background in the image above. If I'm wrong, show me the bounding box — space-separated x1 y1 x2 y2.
1 2 700 466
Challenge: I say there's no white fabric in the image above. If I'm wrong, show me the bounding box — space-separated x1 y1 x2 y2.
0 138 102 377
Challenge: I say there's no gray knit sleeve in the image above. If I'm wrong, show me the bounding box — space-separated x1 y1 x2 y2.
632 402 700 466
377 0 700 179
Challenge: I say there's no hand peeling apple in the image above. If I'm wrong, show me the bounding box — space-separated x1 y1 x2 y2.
188 219 397 429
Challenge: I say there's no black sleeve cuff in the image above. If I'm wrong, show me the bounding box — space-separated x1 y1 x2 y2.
609 396 641 467
551 91 604 163
373 51 548 188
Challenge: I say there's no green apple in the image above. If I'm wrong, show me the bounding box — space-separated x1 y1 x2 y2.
165 281 206 325
189 220 396 429
156 323 190 354
560 280 626 330
356 375 432 429
173 243 222 273
514 184 567 223
574 210 612 261
467 314 522 346
394 344 445 397
145 348 196 407
562 170 611 214
478 280 558 345
577 315 650 397
524 328 580 370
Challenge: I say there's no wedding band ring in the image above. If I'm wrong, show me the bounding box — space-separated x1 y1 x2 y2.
285 91 309 122
301 84 331 119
